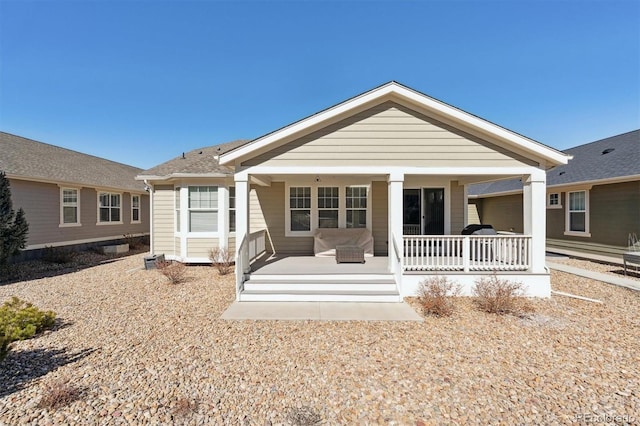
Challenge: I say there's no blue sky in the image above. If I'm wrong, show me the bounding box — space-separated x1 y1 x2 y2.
1 0 638 170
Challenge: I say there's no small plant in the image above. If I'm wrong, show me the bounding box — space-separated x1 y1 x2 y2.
41 245 75 264
157 260 187 284
122 233 142 250
208 247 235 275
286 405 322 426
38 381 81 409
416 276 461 317
472 274 530 315
0 297 56 361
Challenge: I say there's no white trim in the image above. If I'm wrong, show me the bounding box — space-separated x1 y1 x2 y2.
136 172 230 182
546 192 562 209
565 189 590 237
59 186 81 227
284 182 373 237
218 186 228 249
131 194 141 223
147 181 154 253
219 82 569 166
97 191 123 225
25 233 149 250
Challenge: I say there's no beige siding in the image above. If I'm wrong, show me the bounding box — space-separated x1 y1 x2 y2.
254 182 314 255
175 237 181 256
243 102 535 168
249 187 267 231
228 236 236 254
450 181 465 234
371 181 388 255
10 179 149 248
468 199 482 225
153 185 175 254
476 194 524 233
187 238 218 258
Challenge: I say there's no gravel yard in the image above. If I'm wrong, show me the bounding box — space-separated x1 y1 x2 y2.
1 253 638 425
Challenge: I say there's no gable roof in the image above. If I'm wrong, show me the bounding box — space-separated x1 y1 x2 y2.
219 81 570 167
137 139 248 181
469 129 640 196
0 131 145 192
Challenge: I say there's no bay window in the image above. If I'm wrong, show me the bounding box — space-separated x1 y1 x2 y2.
188 186 218 233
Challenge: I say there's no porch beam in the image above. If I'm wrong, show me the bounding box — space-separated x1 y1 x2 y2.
250 175 272 187
523 173 547 273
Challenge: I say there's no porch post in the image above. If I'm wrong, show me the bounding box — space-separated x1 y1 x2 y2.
523 170 547 273
234 173 249 301
388 172 404 273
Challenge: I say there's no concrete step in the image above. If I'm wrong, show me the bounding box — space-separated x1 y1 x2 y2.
239 291 401 302
243 279 397 292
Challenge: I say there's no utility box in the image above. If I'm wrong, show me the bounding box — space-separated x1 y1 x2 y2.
144 254 165 270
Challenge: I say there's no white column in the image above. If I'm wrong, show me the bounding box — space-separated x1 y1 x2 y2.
218 186 228 252
234 174 249 301
388 173 404 273
523 171 547 273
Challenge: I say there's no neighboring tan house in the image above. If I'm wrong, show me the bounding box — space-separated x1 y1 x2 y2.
138 82 570 301
469 129 640 259
0 131 150 258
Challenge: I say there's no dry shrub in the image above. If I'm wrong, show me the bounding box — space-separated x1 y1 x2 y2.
472 274 532 315
41 246 75 264
38 381 81 409
173 397 197 417
208 247 235 275
416 276 461 317
286 405 322 426
157 260 187 284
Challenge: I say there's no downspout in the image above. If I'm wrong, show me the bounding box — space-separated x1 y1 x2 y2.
145 180 154 254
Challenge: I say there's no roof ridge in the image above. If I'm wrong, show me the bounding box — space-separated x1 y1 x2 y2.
563 128 640 152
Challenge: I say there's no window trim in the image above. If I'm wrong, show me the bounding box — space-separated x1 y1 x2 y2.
131 194 141 224
285 183 371 237
564 189 591 237
96 191 123 225
547 192 562 209
59 187 81 227
228 186 236 234
187 185 219 235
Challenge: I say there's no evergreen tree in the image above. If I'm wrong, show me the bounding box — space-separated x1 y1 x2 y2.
0 172 29 264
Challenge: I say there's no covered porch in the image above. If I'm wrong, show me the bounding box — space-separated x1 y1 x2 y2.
233 167 548 301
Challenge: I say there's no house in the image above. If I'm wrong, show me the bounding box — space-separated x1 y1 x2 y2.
0 131 150 258
469 129 640 261
138 82 570 301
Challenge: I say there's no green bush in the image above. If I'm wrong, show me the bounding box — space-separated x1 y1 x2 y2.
0 297 56 361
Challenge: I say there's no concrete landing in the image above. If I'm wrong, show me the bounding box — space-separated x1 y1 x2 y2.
221 302 424 321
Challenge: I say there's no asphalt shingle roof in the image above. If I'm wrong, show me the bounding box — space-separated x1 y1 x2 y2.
469 129 640 196
138 139 248 179
0 131 145 192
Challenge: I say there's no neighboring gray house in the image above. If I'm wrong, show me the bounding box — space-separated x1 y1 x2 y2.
0 131 150 257
469 129 640 259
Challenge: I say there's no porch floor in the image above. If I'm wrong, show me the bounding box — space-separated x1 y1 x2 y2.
250 255 390 275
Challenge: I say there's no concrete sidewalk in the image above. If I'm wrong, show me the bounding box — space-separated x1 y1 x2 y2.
221 301 424 321
547 262 640 292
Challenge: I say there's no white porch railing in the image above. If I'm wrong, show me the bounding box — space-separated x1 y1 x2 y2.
248 229 266 261
402 235 531 272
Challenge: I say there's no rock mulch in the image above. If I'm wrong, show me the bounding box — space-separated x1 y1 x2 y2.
1 254 638 425
553 256 640 282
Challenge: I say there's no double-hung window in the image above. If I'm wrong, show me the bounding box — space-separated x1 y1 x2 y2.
61 188 80 225
318 187 339 228
346 186 367 228
131 195 141 223
289 187 311 232
188 186 218 232
98 192 121 223
566 190 589 235
229 186 236 233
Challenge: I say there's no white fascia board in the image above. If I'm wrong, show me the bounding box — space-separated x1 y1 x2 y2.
241 165 544 177
136 173 231 182
219 82 569 166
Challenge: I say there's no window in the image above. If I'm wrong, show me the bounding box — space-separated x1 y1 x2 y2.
175 187 181 232
98 192 121 223
547 193 560 208
566 190 590 235
131 195 141 223
289 187 311 231
229 186 236 232
61 188 79 225
318 187 339 228
188 186 218 232
346 186 367 228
